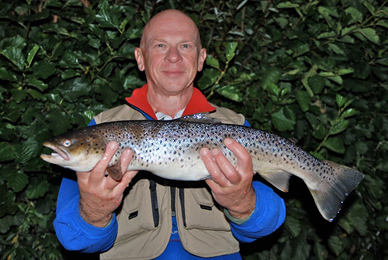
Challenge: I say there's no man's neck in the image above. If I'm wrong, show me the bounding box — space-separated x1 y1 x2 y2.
147 86 193 118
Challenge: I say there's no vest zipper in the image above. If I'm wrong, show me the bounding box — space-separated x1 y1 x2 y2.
179 188 187 227
149 180 159 227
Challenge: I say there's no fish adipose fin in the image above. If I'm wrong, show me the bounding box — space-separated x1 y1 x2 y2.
259 171 292 193
309 160 364 222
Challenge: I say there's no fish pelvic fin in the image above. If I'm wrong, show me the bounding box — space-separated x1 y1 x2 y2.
310 160 364 222
260 171 291 193
107 163 123 181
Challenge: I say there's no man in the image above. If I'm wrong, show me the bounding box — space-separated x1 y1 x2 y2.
54 9 286 259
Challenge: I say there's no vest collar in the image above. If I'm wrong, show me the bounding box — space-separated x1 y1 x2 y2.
125 84 216 120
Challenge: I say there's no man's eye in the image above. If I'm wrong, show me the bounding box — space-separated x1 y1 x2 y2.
157 44 164 48
182 44 190 48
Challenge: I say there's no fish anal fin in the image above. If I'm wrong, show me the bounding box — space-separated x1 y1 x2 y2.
107 163 123 181
259 171 291 193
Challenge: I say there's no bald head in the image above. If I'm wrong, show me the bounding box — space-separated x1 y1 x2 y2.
140 9 202 50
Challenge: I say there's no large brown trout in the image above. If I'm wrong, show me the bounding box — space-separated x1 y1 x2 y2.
41 117 364 221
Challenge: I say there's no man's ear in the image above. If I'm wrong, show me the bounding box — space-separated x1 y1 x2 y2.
197 48 207 72
135 47 145 71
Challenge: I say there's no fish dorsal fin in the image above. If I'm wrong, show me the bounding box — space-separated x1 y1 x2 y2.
179 113 221 124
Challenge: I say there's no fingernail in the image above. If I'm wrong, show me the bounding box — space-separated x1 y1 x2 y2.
200 148 208 156
211 148 219 156
224 138 233 145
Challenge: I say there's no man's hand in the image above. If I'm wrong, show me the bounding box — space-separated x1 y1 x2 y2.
200 138 256 220
76 141 138 227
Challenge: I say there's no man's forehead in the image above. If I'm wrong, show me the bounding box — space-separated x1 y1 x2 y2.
140 10 201 47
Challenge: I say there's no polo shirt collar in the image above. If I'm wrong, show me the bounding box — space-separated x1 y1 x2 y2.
125 84 216 120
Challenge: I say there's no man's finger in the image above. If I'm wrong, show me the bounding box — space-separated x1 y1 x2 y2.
89 141 119 186
223 138 253 177
200 147 229 186
105 149 134 190
209 145 242 185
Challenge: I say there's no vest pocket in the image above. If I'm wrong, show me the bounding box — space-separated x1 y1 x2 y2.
116 179 159 239
180 187 231 231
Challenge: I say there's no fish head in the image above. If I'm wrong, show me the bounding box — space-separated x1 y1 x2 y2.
40 130 107 172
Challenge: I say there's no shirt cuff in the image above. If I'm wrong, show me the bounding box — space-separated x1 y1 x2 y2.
224 207 255 225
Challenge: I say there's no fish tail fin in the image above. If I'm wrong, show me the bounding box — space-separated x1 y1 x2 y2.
309 160 364 222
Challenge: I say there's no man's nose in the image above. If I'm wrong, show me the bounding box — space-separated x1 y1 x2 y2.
164 46 182 63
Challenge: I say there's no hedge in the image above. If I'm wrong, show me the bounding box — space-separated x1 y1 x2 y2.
0 0 387 259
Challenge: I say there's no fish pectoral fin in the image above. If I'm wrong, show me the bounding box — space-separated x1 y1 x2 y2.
259 171 291 192
107 163 123 181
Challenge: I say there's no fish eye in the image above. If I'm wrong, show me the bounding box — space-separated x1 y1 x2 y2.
63 139 72 147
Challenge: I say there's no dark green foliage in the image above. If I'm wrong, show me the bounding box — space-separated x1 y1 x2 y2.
0 0 387 259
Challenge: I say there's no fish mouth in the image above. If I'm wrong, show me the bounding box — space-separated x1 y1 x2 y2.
40 142 70 162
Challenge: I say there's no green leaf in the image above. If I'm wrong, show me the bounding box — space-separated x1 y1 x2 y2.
345 7 363 24
0 67 18 81
123 75 145 90
319 72 343 84
27 88 46 101
335 94 346 108
32 61 56 79
308 75 325 94
0 189 17 218
312 124 326 140
271 107 296 132
46 109 72 136
216 85 243 102
59 51 80 68
61 69 81 80
329 119 349 135
18 138 40 164
5 171 29 193
198 68 220 90
328 43 345 55
27 178 50 199
284 216 301 237
341 108 357 118
296 90 311 112
291 42 310 57
1 47 25 70
0 142 17 162
11 89 27 103
96 0 120 29
354 28 380 45
355 141 368 155
322 137 345 154
260 67 282 90
266 83 280 96
26 77 48 91
206 55 220 69
225 42 238 62
337 68 354 75
276 1 300 8
314 242 328 260
328 235 343 256
376 20 388 29
26 45 40 68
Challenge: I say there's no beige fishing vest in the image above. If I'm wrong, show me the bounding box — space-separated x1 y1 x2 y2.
96 104 246 259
